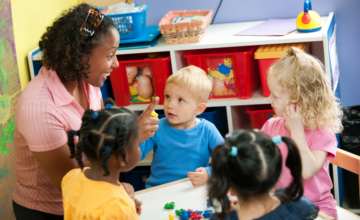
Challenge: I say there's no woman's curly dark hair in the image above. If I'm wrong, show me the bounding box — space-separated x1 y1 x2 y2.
39 3 116 83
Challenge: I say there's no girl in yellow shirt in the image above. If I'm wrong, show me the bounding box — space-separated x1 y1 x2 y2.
62 98 142 220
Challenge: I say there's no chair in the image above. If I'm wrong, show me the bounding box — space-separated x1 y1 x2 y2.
330 148 360 219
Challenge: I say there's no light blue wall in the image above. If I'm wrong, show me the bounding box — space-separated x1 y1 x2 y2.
137 0 360 107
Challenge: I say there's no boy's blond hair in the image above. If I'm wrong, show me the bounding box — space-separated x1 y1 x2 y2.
269 47 343 132
166 65 213 103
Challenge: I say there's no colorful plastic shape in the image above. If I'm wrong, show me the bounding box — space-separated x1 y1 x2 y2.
206 199 211 207
164 202 175 209
151 110 158 117
190 212 202 220
169 213 175 220
179 210 190 220
203 210 213 218
176 209 185 216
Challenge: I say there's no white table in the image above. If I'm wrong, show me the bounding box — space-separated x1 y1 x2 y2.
135 179 360 220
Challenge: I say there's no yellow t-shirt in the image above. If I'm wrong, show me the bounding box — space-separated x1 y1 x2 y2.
61 168 139 220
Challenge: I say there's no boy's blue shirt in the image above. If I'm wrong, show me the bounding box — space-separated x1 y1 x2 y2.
139 117 224 188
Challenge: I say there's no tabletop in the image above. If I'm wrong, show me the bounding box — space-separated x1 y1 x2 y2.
134 178 360 220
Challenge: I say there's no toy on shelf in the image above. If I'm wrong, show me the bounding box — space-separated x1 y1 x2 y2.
208 58 236 97
110 53 172 107
296 0 322 32
127 65 155 103
164 202 175 209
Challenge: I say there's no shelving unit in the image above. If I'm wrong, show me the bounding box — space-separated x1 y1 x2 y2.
29 12 334 141
29 12 341 202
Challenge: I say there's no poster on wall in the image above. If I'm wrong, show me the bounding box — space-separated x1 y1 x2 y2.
0 0 22 219
328 24 340 93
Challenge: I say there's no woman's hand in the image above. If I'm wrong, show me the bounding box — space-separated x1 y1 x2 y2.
137 97 160 143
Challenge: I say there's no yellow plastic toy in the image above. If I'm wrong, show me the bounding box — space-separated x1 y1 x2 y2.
169 213 174 220
151 110 158 118
296 0 322 33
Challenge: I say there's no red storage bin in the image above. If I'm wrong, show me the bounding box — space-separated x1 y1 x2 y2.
257 58 279 96
255 43 310 97
110 53 172 107
184 46 260 99
246 104 276 130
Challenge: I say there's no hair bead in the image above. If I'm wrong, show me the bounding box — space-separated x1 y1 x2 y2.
272 135 282 144
71 130 79 136
93 112 99 120
230 146 238 157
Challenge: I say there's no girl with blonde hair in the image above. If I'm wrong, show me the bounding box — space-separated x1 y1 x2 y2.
261 47 342 219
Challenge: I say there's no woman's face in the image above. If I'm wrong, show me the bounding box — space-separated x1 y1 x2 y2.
84 27 120 87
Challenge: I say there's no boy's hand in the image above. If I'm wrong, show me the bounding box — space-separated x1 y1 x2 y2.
135 198 142 215
188 167 209 187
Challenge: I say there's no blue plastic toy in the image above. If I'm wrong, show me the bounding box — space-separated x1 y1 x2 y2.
203 210 213 218
206 199 211 207
179 210 190 220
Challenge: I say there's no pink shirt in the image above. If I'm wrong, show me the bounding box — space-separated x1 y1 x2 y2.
261 117 338 219
13 67 102 215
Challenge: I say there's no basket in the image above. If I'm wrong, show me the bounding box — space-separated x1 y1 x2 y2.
105 5 149 39
159 10 213 45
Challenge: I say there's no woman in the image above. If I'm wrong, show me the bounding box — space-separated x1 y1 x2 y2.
12 4 159 219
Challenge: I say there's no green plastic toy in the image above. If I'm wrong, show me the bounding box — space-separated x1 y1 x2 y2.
164 202 175 209
175 209 185 216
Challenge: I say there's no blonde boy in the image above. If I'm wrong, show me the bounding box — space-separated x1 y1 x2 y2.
139 66 224 188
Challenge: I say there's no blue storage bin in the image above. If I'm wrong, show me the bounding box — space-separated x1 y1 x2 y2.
123 168 151 191
106 5 149 39
100 78 114 101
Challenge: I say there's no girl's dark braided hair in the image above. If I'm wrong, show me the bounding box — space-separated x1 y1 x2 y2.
68 98 139 176
39 3 116 84
208 130 303 220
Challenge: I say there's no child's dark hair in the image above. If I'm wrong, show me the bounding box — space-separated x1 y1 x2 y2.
208 130 303 219
67 98 139 176
39 3 116 84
